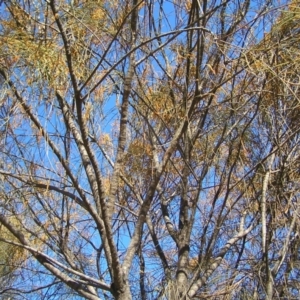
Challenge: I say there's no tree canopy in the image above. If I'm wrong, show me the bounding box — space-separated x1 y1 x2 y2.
0 0 300 299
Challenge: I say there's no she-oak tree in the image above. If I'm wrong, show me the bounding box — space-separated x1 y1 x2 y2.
0 0 300 299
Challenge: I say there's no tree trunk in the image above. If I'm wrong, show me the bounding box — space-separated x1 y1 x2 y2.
113 284 132 300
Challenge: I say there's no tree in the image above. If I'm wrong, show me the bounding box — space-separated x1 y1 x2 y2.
0 0 299 299
0 218 27 298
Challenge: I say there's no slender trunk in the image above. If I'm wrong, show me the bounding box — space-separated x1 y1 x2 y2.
266 279 273 300
261 153 274 300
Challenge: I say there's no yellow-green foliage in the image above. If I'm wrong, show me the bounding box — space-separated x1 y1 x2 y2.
0 219 26 277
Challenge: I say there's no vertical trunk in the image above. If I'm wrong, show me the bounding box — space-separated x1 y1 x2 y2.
113 283 132 300
261 153 274 300
176 260 189 299
266 279 273 300
176 133 191 298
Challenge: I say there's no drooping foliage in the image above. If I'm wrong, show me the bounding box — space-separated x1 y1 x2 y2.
0 0 300 299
